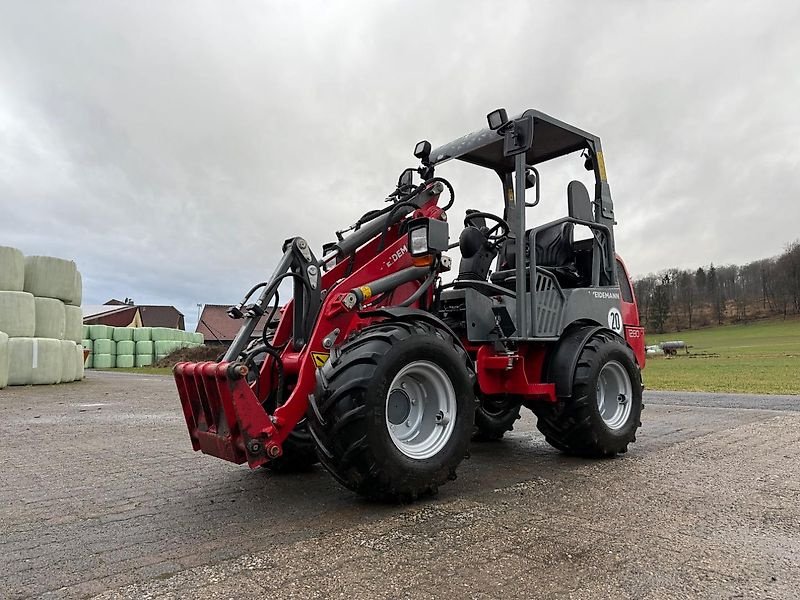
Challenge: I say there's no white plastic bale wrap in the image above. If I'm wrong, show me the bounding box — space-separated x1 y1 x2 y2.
75 344 85 379
0 246 25 291
0 291 35 337
64 305 83 343
7 338 62 385
0 331 8 388
135 340 153 355
23 256 78 303
67 271 82 307
34 297 66 339
135 354 153 367
60 340 77 383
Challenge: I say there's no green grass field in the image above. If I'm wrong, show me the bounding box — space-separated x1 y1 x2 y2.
644 317 800 394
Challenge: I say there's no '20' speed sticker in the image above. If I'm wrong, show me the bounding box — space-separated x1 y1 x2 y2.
607 307 623 334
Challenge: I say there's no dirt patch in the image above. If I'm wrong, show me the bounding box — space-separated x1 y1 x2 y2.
153 345 224 367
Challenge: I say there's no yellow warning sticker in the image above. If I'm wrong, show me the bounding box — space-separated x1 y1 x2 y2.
359 286 372 299
311 352 330 368
596 151 607 182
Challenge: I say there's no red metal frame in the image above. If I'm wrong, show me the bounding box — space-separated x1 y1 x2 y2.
175 193 444 467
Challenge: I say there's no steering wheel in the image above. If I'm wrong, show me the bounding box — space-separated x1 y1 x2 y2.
463 211 510 244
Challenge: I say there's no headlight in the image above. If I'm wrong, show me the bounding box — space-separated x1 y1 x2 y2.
409 226 429 256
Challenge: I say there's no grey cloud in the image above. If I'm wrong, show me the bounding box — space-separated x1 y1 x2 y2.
1 1 798 328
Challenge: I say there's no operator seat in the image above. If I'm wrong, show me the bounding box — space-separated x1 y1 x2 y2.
490 180 593 289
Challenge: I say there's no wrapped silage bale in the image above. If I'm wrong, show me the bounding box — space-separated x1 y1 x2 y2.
8 338 62 385
89 324 111 340
112 327 134 342
153 340 172 359
192 332 205 344
135 340 153 355
0 291 35 337
23 256 78 303
34 297 66 339
75 344 85 380
82 338 92 351
116 340 135 355
67 271 82 306
93 354 114 369
150 327 173 342
93 339 115 355
64 305 82 343
133 327 152 342
0 331 8 389
116 355 134 368
0 246 25 291
135 354 153 367
60 340 77 383
82 324 89 339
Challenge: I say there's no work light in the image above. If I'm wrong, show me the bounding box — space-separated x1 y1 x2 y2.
407 218 449 257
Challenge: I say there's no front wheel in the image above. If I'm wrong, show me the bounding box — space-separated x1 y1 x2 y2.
308 320 476 502
534 330 642 457
473 395 521 441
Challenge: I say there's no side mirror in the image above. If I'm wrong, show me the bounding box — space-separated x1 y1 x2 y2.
487 108 508 130
525 169 537 189
414 140 431 163
398 168 414 189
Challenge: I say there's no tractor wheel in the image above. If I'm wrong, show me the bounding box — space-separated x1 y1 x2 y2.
534 330 642 457
308 320 476 502
473 395 521 441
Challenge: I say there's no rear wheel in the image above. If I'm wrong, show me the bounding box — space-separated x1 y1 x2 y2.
308 320 476 501
534 330 642 456
473 395 521 441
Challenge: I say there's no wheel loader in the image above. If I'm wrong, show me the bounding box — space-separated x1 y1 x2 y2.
174 108 646 501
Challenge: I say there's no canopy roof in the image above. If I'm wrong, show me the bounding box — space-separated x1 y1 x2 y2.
428 109 599 173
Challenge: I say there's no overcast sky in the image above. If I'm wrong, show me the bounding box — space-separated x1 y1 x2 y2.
2 1 799 330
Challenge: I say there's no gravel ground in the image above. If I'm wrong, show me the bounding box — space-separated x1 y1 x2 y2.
1 371 798 599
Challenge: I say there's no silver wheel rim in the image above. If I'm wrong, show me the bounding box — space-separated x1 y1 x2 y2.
596 360 633 430
385 360 457 460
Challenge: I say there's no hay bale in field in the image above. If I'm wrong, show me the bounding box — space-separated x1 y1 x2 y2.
8 338 62 385
116 340 135 355
60 340 77 383
23 256 78 303
0 246 25 291
64 305 82 343
92 354 114 369
88 324 111 340
133 327 152 342
0 291 35 337
112 327 134 342
0 331 8 388
34 297 66 339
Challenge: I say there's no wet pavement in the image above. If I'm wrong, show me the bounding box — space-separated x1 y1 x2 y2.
1 371 798 599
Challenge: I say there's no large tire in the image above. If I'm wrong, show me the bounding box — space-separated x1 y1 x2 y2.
473 395 521 441
309 320 476 502
534 330 642 457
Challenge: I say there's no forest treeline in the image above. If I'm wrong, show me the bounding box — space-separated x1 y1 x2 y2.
632 240 800 333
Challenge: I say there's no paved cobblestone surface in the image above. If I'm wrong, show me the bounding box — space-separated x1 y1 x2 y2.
2 371 798 599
